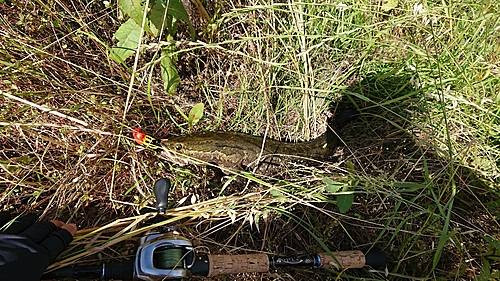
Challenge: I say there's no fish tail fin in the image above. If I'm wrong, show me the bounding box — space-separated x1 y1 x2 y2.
326 104 359 146
333 107 359 131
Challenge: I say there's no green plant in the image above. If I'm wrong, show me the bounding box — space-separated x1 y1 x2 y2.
322 178 353 213
175 102 204 128
110 0 194 94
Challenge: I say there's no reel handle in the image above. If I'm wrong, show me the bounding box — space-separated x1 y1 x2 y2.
154 178 170 214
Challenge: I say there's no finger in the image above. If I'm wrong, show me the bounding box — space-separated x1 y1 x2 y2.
0 211 11 228
3 214 39 234
61 223 77 236
50 220 65 228
39 228 74 264
20 221 57 243
49 221 77 236
50 221 77 236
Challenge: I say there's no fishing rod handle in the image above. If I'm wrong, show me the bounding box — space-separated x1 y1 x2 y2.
192 250 380 277
319 248 386 270
317 251 365 269
192 254 269 277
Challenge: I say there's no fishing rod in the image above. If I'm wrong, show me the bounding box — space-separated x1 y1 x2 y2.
42 178 386 281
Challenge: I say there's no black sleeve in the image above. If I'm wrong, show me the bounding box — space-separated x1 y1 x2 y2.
0 213 74 281
0 212 10 227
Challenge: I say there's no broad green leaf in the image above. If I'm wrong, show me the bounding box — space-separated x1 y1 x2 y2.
150 0 194 38
337 194 353 213
149 0 172 36
160 44 179 94
174 104 189 121
270 189 282 197
188 103 204 127
149 0 167 36
167 0 195 38
118 0 151 34
110 19 141 63
322 178 342 193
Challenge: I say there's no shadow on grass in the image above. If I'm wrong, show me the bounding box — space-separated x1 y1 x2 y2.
336 67 500 279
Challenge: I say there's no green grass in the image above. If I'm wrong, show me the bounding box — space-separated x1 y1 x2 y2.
1 0 500 280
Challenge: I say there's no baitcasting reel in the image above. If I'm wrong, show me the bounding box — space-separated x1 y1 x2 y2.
43 178 386 281
135 178 198 281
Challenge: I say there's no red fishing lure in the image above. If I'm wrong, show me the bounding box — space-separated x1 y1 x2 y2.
132 128 147 145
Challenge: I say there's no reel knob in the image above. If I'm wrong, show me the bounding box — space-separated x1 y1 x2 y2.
154 178 170 215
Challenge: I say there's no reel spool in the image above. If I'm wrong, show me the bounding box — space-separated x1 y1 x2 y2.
135 231 195 281
153 247 185 269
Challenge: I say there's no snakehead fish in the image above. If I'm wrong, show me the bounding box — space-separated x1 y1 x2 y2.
132 109 354 171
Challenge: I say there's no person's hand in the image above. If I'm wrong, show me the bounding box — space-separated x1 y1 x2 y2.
0 211 77 281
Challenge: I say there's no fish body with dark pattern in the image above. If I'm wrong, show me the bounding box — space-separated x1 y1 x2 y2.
159 130 337 171
133 108 356 173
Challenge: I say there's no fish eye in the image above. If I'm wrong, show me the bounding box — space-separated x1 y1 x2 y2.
174 144 182 150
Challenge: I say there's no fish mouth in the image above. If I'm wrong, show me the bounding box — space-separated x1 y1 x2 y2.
161 150 189 166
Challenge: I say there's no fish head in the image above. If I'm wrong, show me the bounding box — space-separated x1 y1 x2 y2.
159 135 210 166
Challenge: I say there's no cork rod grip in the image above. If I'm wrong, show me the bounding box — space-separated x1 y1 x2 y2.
318 250 366 270
207 254 269 277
